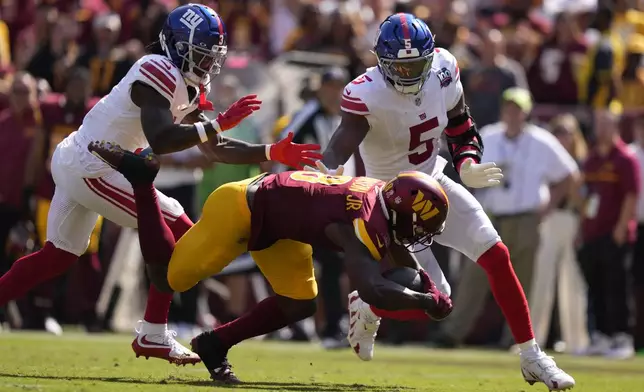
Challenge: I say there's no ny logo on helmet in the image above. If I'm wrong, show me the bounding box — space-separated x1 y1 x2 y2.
180 9 203 30
411 191 439 220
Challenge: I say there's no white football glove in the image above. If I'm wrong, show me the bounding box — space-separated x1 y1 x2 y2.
459 158 503 188
304 160 345 176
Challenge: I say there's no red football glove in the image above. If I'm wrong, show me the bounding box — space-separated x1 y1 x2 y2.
268 132 323 169
418 269 453 320
212 94 262 133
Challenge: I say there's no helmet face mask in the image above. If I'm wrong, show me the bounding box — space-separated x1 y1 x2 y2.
175 40 227 86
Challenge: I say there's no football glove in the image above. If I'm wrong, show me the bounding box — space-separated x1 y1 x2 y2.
211 94 262 133
459 158 503 188
304 160 345 176
268 132 323 169
419 268 453 320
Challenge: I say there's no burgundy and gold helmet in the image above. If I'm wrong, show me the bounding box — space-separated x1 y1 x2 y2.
381 171 449 249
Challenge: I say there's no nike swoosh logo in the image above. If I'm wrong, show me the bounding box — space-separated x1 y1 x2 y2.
139 335 170 348
345 89 352 95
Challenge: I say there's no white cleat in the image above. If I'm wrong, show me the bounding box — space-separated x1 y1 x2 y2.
131 320 201 366
521 352 575 391
347 291 381 361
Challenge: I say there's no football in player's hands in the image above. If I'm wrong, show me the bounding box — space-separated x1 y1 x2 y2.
382 267 424 292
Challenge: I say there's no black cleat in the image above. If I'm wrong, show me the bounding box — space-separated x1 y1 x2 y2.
88 141 160 185
191 331 241 384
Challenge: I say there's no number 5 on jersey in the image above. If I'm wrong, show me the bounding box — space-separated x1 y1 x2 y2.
408 117 439 165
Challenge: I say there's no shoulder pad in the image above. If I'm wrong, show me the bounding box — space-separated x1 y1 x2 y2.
134 55 182 104
341 70 378 116
433 48 460 88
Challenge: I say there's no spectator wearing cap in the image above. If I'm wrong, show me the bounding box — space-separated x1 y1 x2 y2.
579 107 640 359
434 87 578 348
277 66 355 349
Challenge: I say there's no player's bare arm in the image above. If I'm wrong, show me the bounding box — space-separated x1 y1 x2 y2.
321 111 370 169
384 242 422 270
132 82 215 154
131 82 261 155
324 222 432 312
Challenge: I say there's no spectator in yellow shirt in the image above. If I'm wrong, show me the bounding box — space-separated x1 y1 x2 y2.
580 6 625 109
621 34 644 110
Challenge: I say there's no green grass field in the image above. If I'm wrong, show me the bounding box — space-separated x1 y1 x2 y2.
0 332 643 392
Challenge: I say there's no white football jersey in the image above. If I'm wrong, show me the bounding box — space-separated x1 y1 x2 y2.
54 54 210 177
341 48 463 181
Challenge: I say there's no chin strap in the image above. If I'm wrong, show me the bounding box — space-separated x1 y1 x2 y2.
198 84 214 111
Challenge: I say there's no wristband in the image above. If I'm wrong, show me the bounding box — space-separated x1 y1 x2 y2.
265 144 272 160
210 118 222 133
195 122 208 143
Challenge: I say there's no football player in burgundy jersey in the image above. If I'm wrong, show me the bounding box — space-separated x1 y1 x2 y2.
89 140 452 383
316 13 575 391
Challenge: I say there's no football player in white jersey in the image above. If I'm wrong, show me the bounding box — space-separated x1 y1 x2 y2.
0 4 321 366
316 13 575 391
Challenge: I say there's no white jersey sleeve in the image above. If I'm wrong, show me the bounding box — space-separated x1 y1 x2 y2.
340 73 376 116
433 48 463 111
132 54 182 105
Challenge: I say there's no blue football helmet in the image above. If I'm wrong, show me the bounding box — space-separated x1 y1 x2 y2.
159 4 227 86
373 13 435 95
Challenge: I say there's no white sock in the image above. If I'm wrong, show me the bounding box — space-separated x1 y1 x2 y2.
519 339 540 357
141 320 167 335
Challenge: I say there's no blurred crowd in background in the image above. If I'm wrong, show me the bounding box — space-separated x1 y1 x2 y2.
2 0 644 360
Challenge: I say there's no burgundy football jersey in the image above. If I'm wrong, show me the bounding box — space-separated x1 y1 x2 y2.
527 39 588 105
248 171 391 261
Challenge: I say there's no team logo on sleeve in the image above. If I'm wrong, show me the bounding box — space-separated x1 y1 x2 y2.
437 67 453 88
